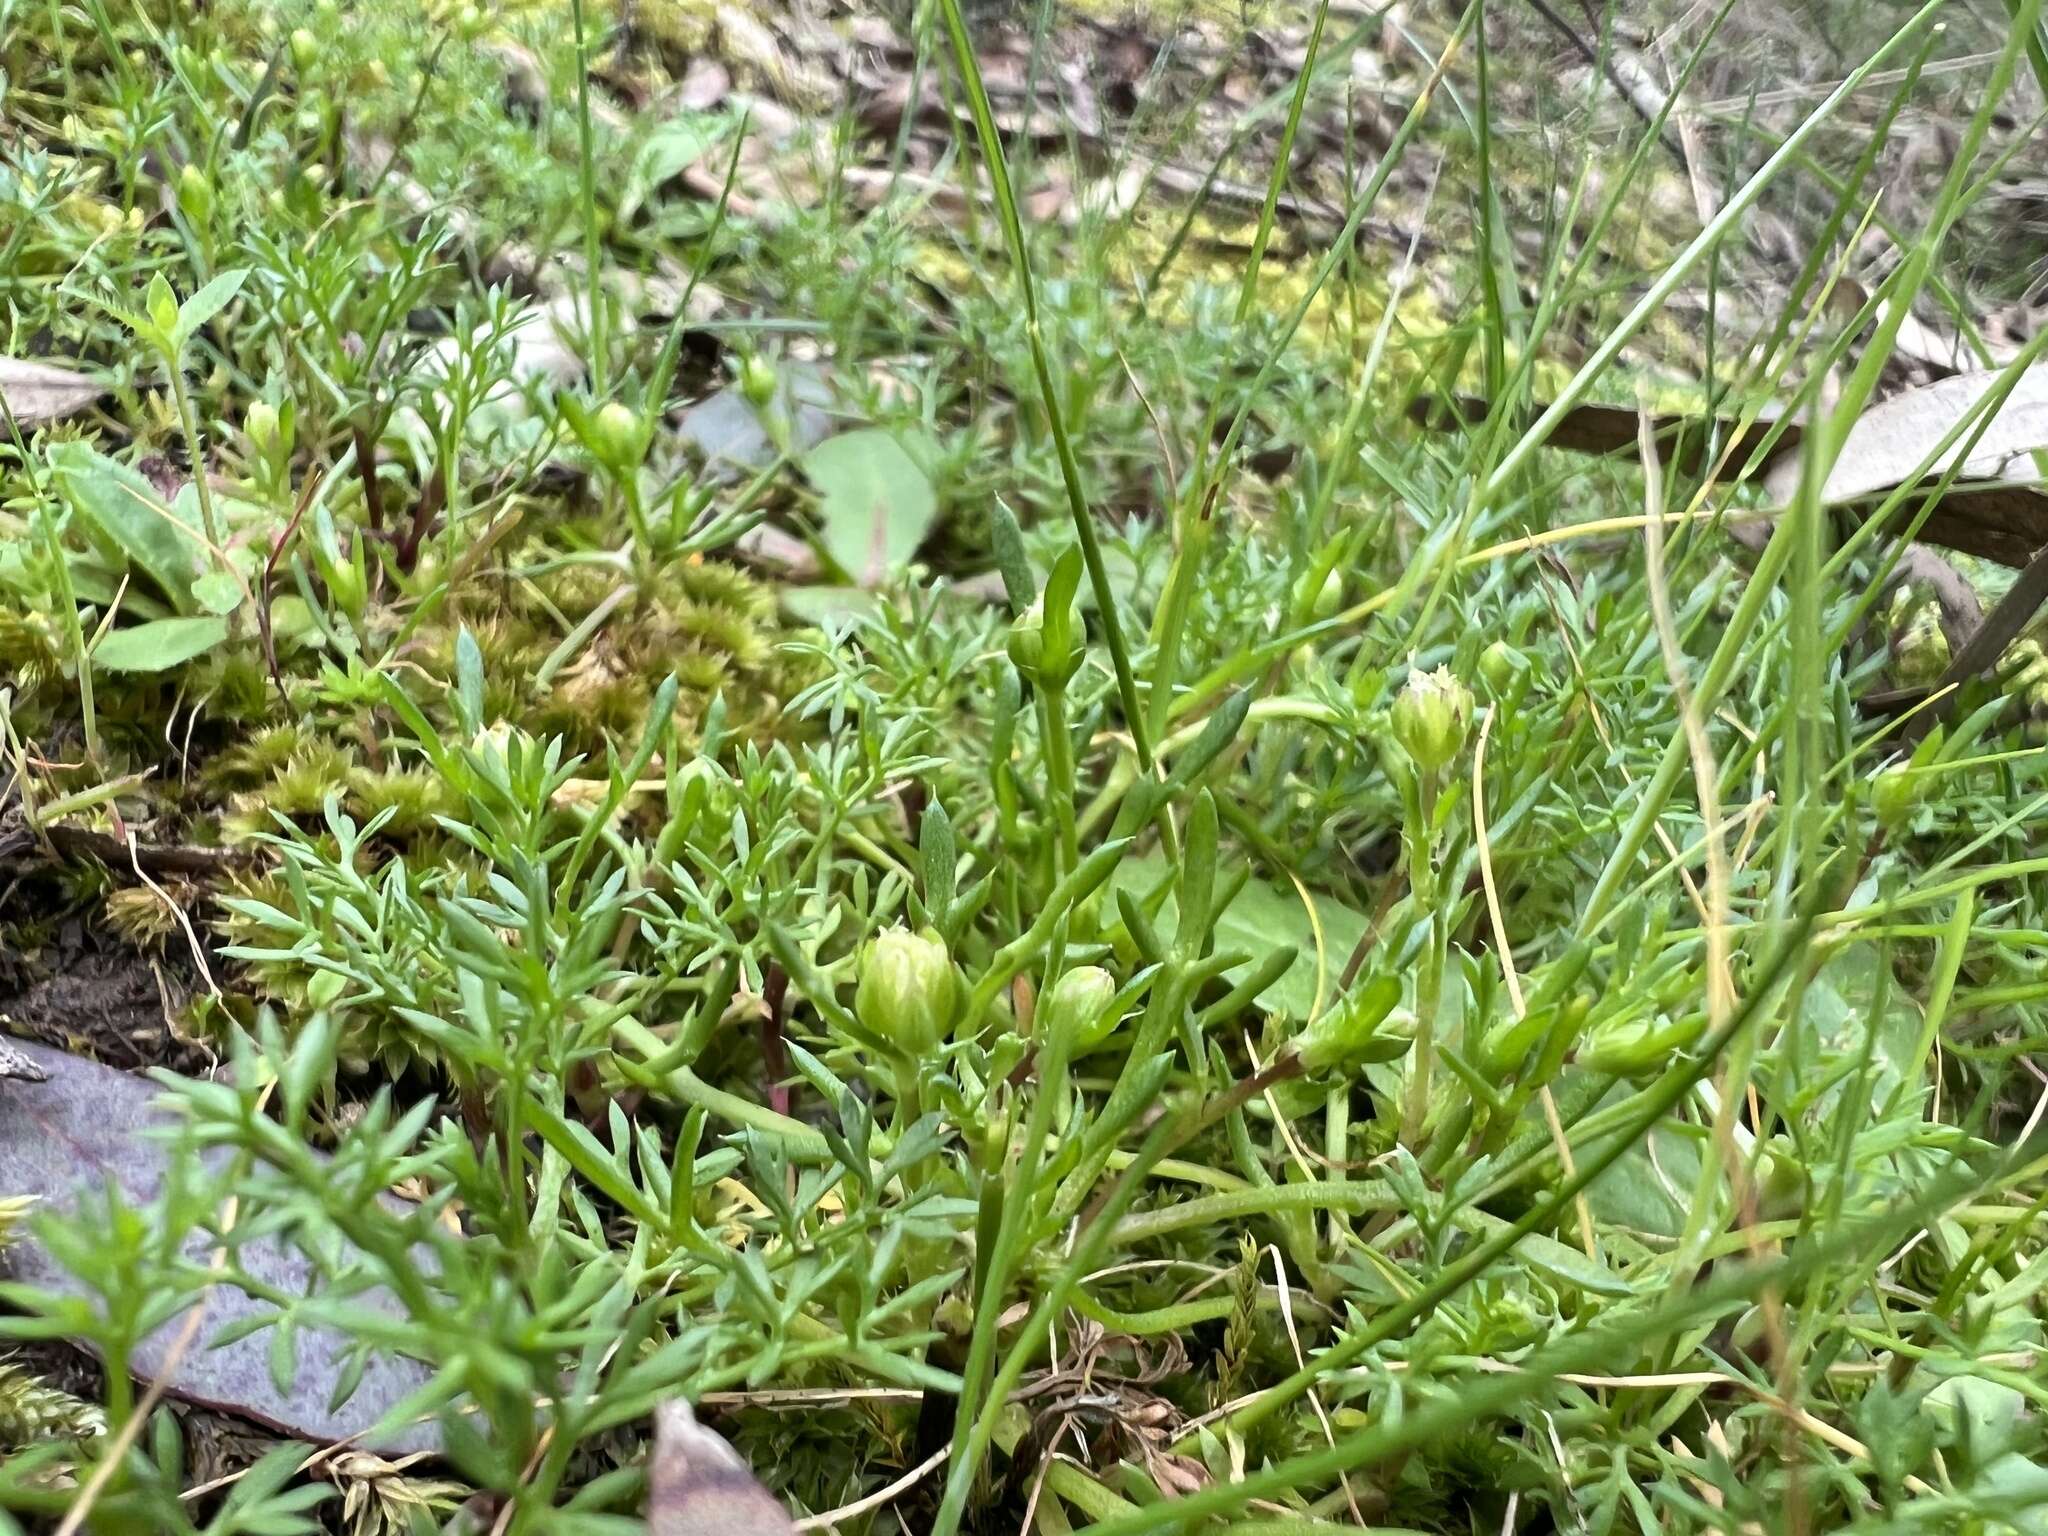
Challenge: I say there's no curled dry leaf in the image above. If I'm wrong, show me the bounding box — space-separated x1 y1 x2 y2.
0 1038 438 1452
0 356 104 428
646 1400 793 1536
1410 394 1801 479
1761 365 2048 565
1418 367 2048 567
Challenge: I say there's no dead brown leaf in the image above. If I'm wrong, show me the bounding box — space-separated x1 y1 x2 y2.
1763 365 2048 506
0 356 104 429
646 1400 793 1536
1761 365 2048 567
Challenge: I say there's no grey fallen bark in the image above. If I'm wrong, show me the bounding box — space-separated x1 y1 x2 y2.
0 1037 439 1454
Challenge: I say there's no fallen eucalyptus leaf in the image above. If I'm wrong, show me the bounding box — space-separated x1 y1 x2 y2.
1762 366 2048 567
1410 394 1800 478
0 357 104 427
646 1399 793 1536
0 1038 437 1452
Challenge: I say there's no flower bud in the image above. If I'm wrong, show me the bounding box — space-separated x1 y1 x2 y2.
289 27 318 72
1479 639 1524 696
1578 1010 1705 1078
145 272 180 341
855 927 956 1054
1871 764 1922 831
739 352 779 409
1007 597 1076 689
1296 980 1409 1077
582 400 647 476
245 401 285 458
1007 599 1044 674
1038 965 1118 1055
1295 566 1342 624
1391 665 1472 773
326 539 367 622
177 163 213 224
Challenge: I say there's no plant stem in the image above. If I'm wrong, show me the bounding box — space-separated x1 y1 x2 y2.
166 366 222 554
1039 684 1080 878
1400 773 1441 1147
569 0 606 395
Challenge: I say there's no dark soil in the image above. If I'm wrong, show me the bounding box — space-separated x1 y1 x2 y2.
0 909 212 1076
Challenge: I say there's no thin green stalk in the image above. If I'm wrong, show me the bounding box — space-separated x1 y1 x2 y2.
1107 1180 1397 1247
1478 0 1944 506
933 0 1149 767
37 507 97 763
612 1017 830 1159
1039 684 1080 877
941 995 1075 1524
931 1054 1304 1536
164 365 221 555
569 0 606 395
1146 0 1333 747
1096 1170 1984 1534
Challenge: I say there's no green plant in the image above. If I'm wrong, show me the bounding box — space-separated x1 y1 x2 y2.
3 0 2048 1529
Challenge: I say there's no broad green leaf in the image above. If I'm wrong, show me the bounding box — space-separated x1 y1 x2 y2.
1793 946 1922 1124
1113 852 1369 1020
173 267 249 349
92 614 230 672
801 428 939 588
1581 1083 1704 1239
47 441 206 608
190 567 244 615
1467 1211 1633 1297
620 115 732 222
778 585 881 626
270 595 320 646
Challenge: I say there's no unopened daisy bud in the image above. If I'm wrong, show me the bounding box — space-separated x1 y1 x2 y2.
289 27 318 72
1391 665 1472 773
1038 965 1118 1055
739 352 779 409
855 927 956 1054
1479 639 1524 695
1296 980 1409 1077
1871 764 1922 831
176 163 213 223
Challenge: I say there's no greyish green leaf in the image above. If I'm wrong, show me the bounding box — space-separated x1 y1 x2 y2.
173 266 250 349
92 614 231 672
1114 852 1369 1020
47 441 207 609
801 428 939 588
